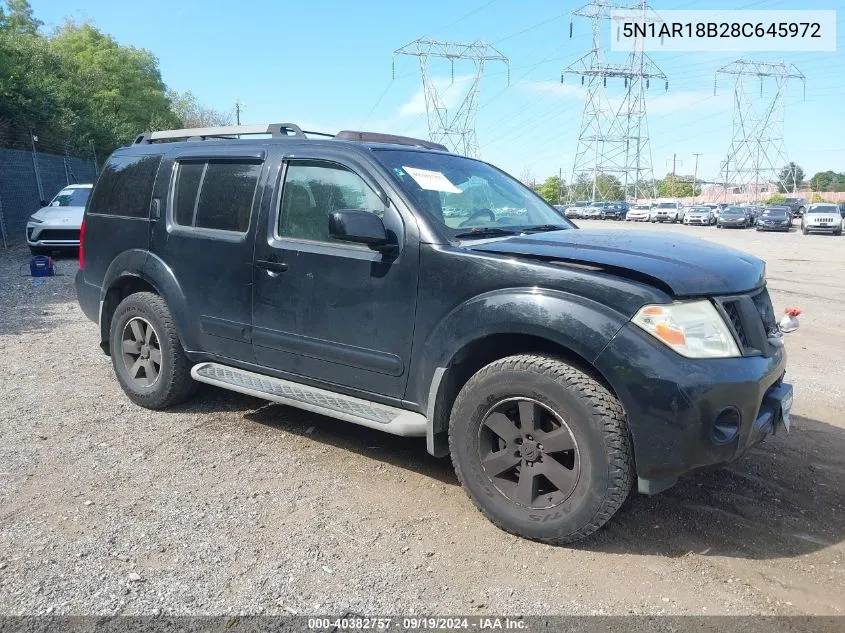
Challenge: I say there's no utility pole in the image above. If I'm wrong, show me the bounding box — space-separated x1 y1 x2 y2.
666 154 681 197
394 38 509 158
558 167 563 205
235 99 243 125
692 152 702 201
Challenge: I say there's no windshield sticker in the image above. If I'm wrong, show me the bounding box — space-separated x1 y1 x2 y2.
402 166 462 194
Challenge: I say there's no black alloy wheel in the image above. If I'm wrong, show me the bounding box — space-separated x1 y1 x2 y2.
478 397 580 509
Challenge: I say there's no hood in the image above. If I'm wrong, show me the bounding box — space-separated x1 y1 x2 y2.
466 229 765 297
30 205 85 225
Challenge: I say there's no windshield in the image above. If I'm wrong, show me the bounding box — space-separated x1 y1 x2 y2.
809 205 838 213
49 188 91 207
632 205 651 210
761 208 788 217
655 202 677 209
722 207 745 216
688 208 709 214
373 150 572 237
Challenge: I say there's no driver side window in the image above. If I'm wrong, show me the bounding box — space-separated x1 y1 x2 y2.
278 160 385 243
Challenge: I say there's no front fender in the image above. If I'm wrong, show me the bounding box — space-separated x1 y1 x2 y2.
408 288 630 454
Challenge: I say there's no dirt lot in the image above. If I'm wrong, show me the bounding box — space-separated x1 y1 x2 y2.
1 222 844 617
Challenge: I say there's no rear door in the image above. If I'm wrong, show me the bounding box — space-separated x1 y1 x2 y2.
251 149 419 399
149 147 267 360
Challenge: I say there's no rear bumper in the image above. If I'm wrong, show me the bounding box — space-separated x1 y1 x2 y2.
594 323 789 486
75 269 100 325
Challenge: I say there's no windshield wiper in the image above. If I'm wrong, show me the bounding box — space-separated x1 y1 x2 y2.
520 224 568 233
454 227 519 239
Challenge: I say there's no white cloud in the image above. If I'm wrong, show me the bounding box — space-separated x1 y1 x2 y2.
515 80 731 116
398 74 477 117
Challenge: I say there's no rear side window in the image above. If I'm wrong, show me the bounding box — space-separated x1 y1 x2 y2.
88 154 162 217
172 159 262 233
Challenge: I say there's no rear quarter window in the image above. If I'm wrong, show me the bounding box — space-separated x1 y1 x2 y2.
172 159 262 233
87 154 162 218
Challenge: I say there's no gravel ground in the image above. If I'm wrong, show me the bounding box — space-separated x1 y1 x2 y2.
1 224 844 617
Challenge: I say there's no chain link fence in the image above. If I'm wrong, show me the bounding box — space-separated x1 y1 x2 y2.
0 119 100 248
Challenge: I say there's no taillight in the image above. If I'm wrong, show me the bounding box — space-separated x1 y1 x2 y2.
79 219 86 270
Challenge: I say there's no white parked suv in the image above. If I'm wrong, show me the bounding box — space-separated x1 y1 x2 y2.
626 203 652 222
26 184 93 254
801 204 842 235
650 201 681 223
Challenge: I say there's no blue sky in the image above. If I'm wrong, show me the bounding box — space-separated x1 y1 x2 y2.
31 0 844 184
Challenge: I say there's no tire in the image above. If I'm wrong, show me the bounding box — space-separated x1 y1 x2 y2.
109 292 198 410
802 224 808 235
835 228 842 236
449 354 633 544
716 224 722 229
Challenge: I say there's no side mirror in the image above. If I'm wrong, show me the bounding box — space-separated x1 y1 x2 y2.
40 200 48 207
329 210 393 251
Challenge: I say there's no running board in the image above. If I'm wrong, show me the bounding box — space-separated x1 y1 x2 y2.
191 362 427 437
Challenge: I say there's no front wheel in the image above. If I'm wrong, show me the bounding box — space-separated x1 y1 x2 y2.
802 224 809 235
449 354 634 544
109 292 198 409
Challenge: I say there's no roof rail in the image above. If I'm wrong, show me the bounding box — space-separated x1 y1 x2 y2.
133 123 309 144
335 130 448 152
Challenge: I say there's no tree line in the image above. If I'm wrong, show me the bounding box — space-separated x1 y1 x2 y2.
0 0 231 158
524 162 843 205
522 170 704 205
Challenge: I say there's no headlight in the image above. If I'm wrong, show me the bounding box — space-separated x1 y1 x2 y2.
632 300 741 359
29 215 44 224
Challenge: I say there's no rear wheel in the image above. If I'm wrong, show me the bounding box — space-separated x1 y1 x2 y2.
449 354 633 544
109 292 198 409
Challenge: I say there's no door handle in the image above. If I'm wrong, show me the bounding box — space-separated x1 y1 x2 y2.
256 260 288 274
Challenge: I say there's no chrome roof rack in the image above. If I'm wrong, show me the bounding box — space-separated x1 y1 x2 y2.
133 123 310 144
132 123 449 152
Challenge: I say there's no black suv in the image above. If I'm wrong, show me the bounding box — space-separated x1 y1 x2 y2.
782 197 809 217
76 123 793 544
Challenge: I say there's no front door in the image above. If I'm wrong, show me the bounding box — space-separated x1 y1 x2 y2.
252 153 419 400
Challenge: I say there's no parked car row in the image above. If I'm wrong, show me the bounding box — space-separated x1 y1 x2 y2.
561 199 844 236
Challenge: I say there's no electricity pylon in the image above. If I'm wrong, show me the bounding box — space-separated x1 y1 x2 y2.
564 0 666 201
394 38 509 158
715 59 805 201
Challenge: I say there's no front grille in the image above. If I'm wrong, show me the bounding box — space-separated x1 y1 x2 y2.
718 288 778 356
752 288 777 335
36 229 79 242
722 300 749 347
